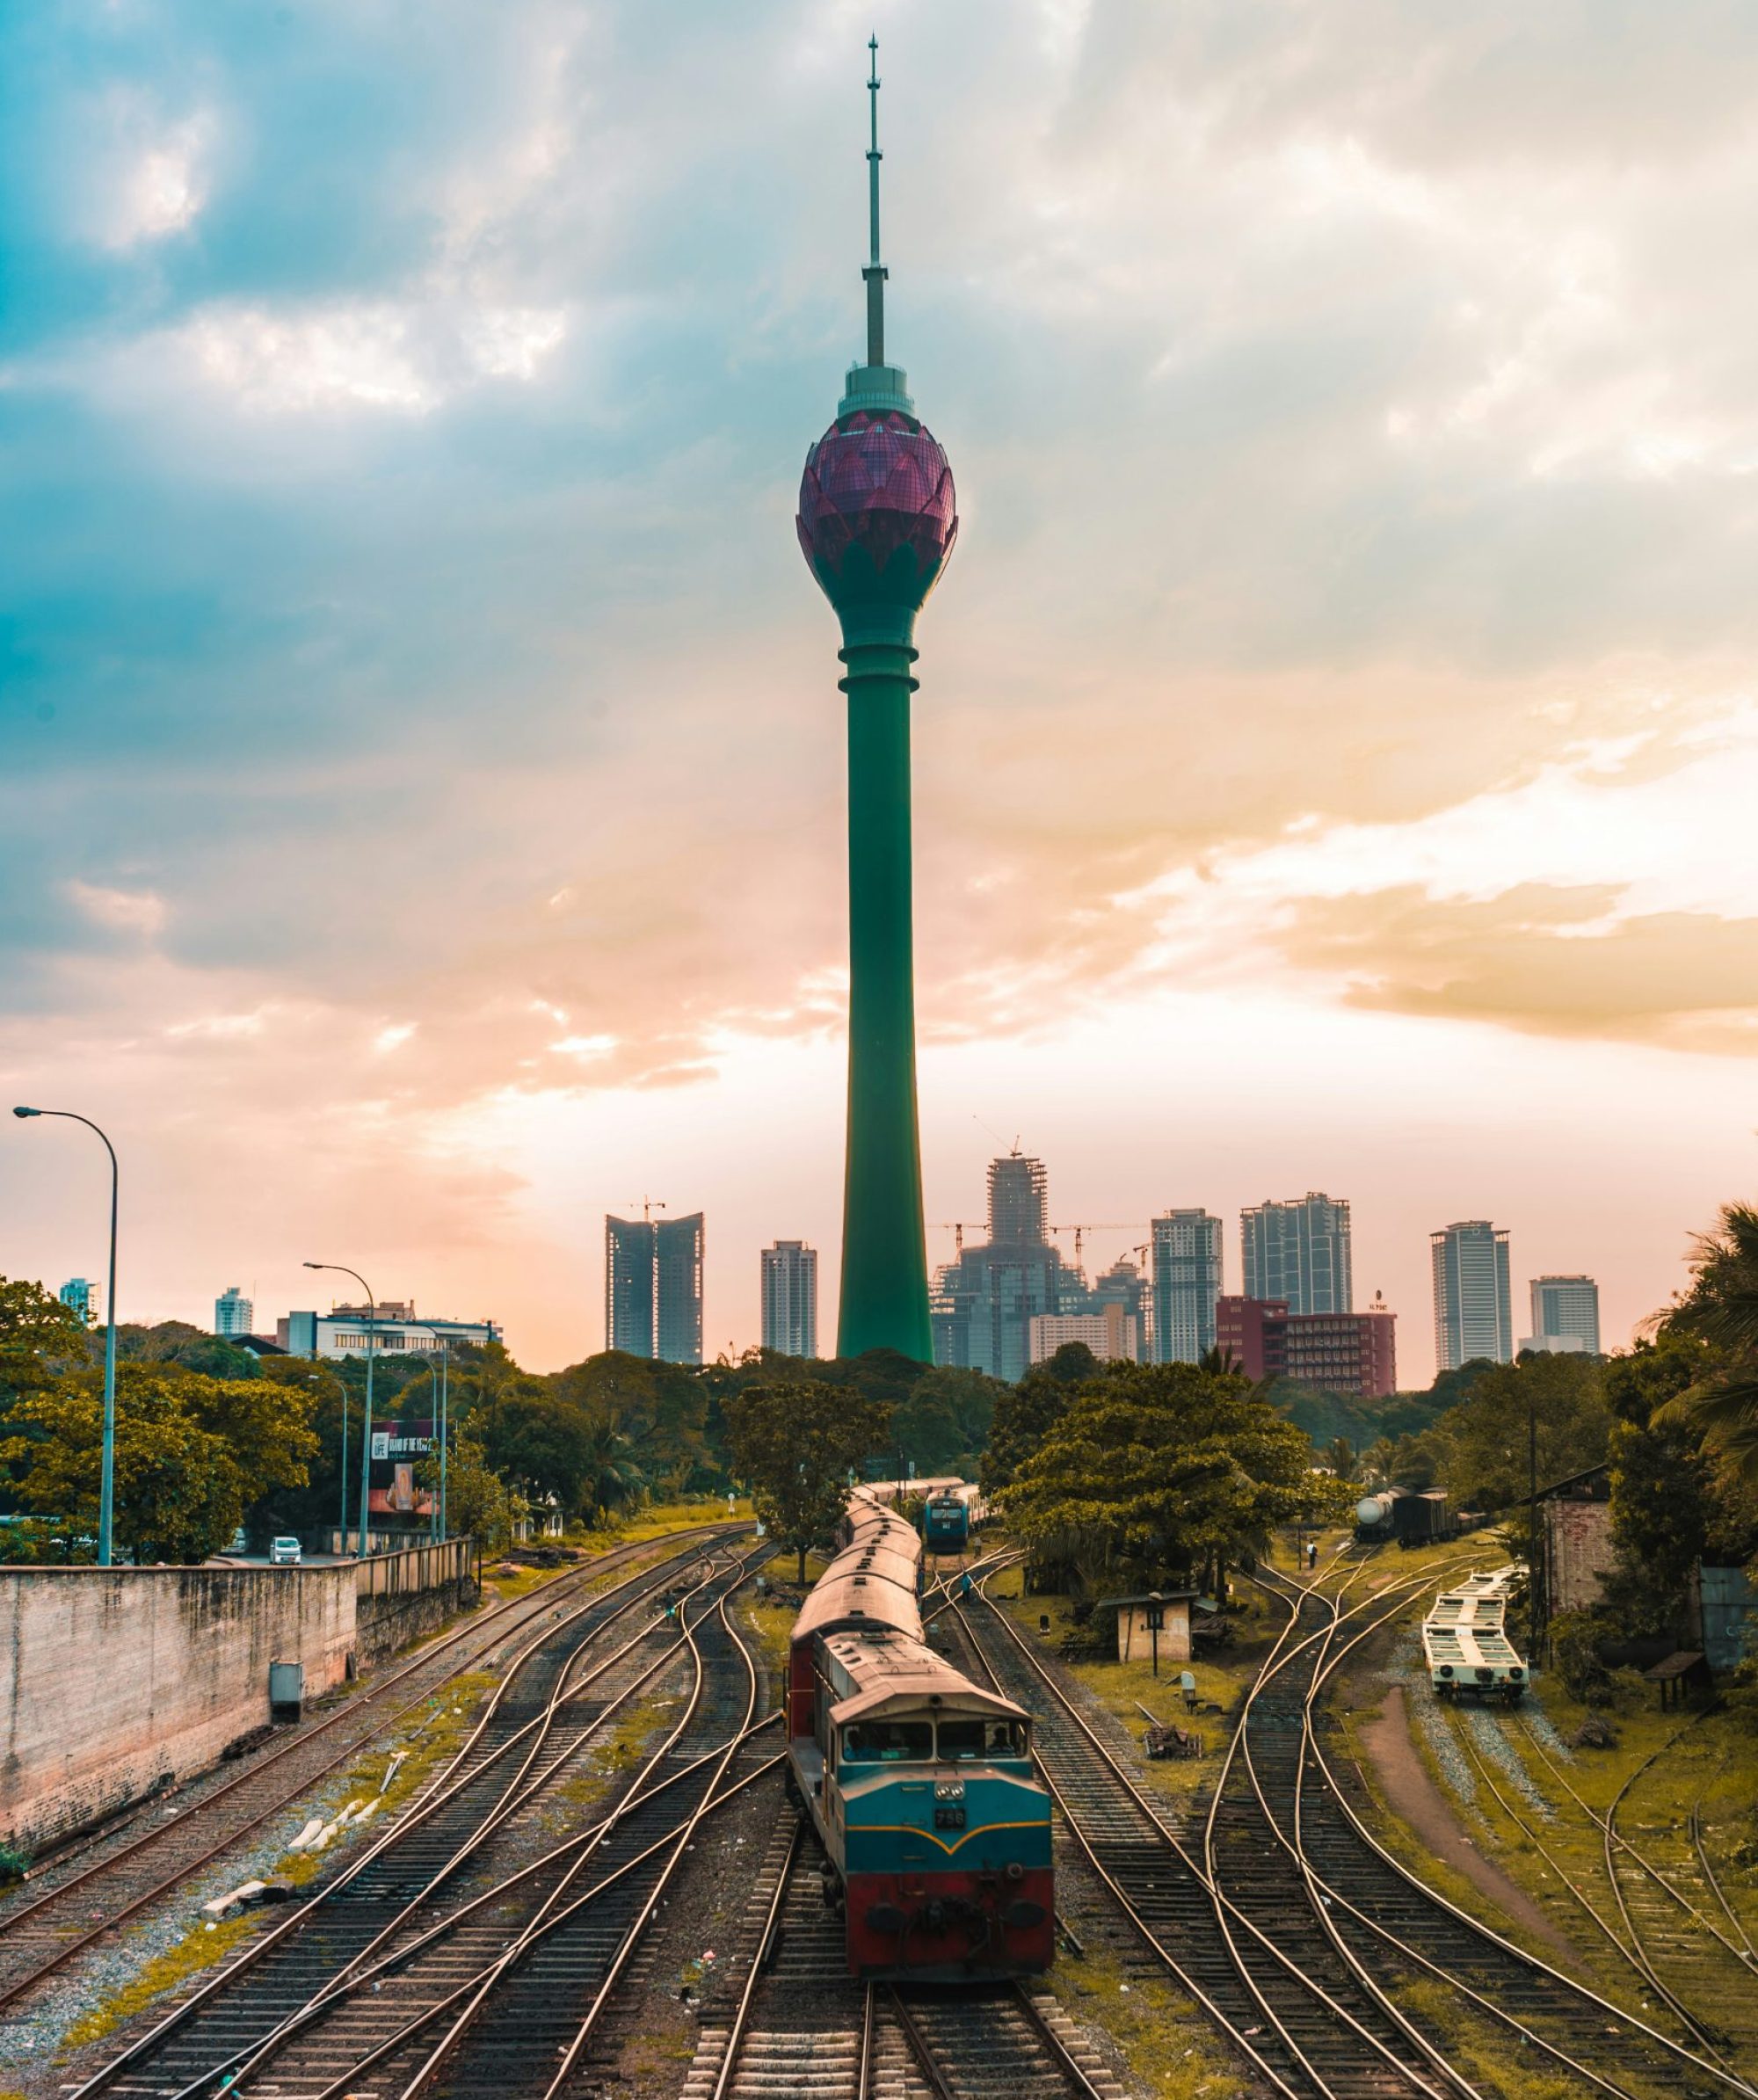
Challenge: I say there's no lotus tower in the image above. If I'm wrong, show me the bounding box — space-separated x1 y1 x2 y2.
795 41 956 1362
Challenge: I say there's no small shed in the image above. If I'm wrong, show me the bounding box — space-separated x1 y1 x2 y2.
1643 1651 1712 1711
1100 1590 1200 1666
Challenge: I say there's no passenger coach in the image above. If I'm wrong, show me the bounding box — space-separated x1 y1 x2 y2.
786 1493 1054 1979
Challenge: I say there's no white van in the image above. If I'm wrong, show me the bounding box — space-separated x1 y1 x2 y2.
270 1537 302 1566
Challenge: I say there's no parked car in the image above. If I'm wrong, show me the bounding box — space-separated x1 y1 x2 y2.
270 1536 302 1566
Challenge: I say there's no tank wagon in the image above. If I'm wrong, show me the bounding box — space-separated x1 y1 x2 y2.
1355 1485 1457 1547
921 1489 970 1554
1423 1567 1527 1703
786 1491 1054 1979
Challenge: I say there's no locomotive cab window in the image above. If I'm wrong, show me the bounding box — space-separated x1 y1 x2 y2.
936 1718 1028 1759
842 1720 933 1762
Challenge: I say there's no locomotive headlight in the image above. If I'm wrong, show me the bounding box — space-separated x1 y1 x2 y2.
934 1779 965 1801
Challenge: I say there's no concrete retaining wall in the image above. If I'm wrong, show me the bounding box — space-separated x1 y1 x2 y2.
0 1540 472 1857
354 1540 473 1668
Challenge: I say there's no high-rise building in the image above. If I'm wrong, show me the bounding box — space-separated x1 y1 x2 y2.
931 1154 1074 1384
1028 1306 1140 1365
760 1242 819 1358
1217 1295 1398 1400
796 44 958 1363
1432 1222 1513 1370
605 1212 705 1366
1239 1194 1353 1315
1522 1275 1601 1356
214 1286 254 1338
58 1277 98 1328
1150 1210 1224 1364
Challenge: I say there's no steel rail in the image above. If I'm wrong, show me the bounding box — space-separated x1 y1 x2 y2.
63 1545 752 2100
532 1577 765 2100
390 1562 752 2099
156 1566 756 2100
1690 1768 1758 1969
951 1588 1307 2100
1005 1981 1112 2100
0 1525 740 2013
881 1986 959 2100
707 1816 806 2100
1214 1562 1467 2100
285 1755 788 2100
1258 1565 1758 2100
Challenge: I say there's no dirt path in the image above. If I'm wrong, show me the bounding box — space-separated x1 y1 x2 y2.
1356 1682 1580 1968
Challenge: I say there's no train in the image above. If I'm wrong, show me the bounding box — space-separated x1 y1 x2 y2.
921 1490 970 1554
1354 1486 1460 1547
786 1490 1055 1980
1422 1567 1528 1703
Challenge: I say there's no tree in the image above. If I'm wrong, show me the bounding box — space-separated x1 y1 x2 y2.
431 1428 526 1559
114 1321 262 1381
0 1277 86 1419
889 1366 1006 1479
481 1389 595 1518
1436 1352 1611 1512
1654 1202 1758 1486
0 1365 318 1563
723 1378 892 1581
984 1345 1098 1493
1002 1360 1352 1600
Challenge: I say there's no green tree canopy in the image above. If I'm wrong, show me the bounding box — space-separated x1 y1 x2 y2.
0 1277 87 1418
983 1344 1098 1493
723 1377 892 1581
1002 1360 1352 1598
1441 1351 1612 1511
1654 1201 1758 1486
0 1364 319 1563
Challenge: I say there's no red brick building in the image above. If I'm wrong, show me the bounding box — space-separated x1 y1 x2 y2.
1216 1296 1397 1399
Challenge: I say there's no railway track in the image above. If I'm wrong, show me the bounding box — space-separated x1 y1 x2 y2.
1253 1564 1756 2100
0 1523 743 2019
680 1807 1115 2100
955 1561 1756 2100
58 1538 770 2100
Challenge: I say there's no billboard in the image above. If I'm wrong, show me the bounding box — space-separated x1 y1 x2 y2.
368 1418 434 1519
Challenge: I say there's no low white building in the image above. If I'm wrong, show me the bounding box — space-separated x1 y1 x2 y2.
1027 1305 1140 1365
278 1301 501 1359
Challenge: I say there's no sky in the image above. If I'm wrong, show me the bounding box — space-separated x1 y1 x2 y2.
4 0 1757 1382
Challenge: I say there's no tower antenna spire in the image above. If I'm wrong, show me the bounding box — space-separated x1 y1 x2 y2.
863 33 886 368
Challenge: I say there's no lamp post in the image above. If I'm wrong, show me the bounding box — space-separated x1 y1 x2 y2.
14 1107 120 1567
305 1262 375 1559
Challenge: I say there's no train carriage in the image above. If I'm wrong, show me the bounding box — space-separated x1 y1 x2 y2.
787 1492 1054 1980
1422 1567 1528 1703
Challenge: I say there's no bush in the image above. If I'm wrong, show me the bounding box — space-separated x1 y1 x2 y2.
1549 1610 1616 1706
0 1842 26 1886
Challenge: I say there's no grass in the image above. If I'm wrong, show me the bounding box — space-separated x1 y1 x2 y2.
55 1669 502 2058
1047 1935 1246 2098
982 1558 1282 1813
62 1915 256 2050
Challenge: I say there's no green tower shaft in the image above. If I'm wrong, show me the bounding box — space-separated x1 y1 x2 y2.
838 630 931 1360
797 40 956 1364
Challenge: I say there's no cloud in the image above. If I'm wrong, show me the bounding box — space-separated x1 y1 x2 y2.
1280 883 1758 1055
6 0 1758 1362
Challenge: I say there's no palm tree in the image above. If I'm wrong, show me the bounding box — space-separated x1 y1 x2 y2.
579 1415 647 1523
1655 1203 1758 1485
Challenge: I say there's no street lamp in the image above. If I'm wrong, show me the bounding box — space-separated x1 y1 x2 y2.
305 1261 375 1559
14 1107 120 1568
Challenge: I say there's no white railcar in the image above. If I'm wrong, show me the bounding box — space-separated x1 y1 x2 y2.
1422 1567 1529 1704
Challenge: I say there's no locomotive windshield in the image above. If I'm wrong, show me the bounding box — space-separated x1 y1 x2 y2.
936 1718 1028 1759
842 1719 933 1762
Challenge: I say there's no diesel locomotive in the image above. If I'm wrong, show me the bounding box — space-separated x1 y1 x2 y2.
921 1489 970 1554
786 1491 1055 1980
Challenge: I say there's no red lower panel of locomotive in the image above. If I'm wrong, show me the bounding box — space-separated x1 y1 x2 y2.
841 1865 1055 1979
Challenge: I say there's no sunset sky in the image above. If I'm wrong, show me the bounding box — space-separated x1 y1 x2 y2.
4 2 1756 1381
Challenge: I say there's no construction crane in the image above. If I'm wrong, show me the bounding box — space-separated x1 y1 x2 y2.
929 1223 975 1253
1049 1224 1147 1261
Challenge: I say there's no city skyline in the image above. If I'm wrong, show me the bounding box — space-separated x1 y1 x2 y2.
5 6 1755 1382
